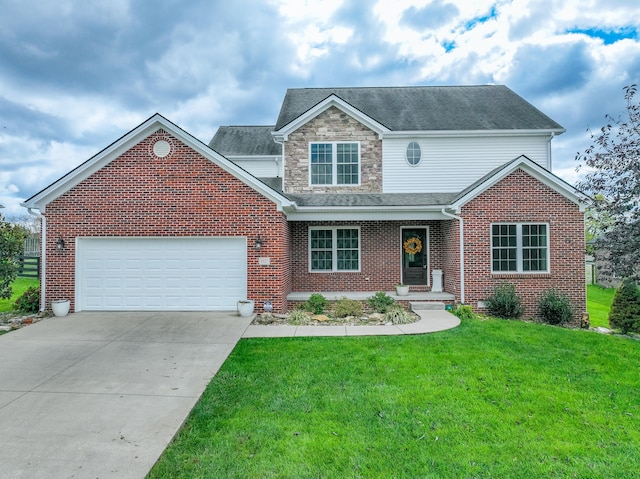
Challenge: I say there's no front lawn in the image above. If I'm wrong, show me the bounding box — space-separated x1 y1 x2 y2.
0 277 39 312
148 318 640 479
587 284 616 328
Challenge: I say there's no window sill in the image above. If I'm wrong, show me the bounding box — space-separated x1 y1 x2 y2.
491 273 551 279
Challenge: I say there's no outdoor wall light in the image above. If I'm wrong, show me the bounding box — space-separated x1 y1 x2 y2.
56 238 65 251
255 236 263 249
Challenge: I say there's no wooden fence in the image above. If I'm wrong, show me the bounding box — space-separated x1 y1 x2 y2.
18 255 40 279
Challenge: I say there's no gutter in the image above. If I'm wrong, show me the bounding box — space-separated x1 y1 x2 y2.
441 208 465 304
27 208 46 312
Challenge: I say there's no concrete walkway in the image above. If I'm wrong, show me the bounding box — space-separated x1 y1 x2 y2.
243 309 460 338
0 309 458 478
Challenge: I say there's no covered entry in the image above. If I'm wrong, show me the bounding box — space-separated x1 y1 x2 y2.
401 227 430 286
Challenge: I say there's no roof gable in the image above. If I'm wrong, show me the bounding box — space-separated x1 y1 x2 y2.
22 114 293 212
450 155 588 212
275 85 565 133
273 95 389 141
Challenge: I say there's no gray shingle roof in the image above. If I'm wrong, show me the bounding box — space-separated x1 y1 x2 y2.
275 85 565 132
285 193 458 207
209 126 281 156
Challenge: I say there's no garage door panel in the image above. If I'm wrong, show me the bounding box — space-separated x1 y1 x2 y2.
78 238 247 311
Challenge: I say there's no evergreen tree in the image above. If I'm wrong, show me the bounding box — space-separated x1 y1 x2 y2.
608 277 640 334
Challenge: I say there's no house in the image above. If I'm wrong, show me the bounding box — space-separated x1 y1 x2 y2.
22 85 587 320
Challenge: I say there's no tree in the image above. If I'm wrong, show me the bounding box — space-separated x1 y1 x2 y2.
576 84 640 280
608 277 640 334
0 213 26 299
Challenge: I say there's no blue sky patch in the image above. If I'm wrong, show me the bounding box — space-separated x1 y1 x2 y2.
465 5 498 30
567 27 638 45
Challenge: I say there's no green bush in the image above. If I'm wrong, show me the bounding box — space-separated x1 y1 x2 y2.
367 291 396 313
452 305 474 320
304 293 328 314
538 288 574 325
333 298 363 318
384 305 411 324
287 309 311 325
608 277 640 334
13 287 40 314
485 283 523 319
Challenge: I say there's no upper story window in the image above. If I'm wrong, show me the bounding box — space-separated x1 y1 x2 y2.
406 141 421 166
310 142 360 185
491 223 549 273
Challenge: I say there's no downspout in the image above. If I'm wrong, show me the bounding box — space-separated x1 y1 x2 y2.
547 132 555 170
27 208 46 312
441 209 465 304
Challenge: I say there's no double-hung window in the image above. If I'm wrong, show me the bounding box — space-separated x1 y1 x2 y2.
309 227 360 272
491 223 549 273
310 142 360 185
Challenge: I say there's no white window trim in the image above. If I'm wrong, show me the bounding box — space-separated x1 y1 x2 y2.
308 141 361 186
405 141 422 167
308 226 361 272
490 222 550 274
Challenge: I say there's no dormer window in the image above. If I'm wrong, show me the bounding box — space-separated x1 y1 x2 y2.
406 141 421 166
310 142 360 185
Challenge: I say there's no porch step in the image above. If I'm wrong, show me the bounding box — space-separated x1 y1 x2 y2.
410 301 446 311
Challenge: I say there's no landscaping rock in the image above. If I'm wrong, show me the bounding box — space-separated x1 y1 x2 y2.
594 327 613 334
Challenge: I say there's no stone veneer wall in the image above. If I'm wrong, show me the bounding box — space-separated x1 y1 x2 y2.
284 106 382 194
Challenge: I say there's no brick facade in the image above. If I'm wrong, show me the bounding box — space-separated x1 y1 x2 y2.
44 130 291 313
290 220 445 292
460 169 586 321
284 106 382 194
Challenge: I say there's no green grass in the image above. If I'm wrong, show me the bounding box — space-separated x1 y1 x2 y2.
0 277 39 312
587 284 616 328
148 318 640 479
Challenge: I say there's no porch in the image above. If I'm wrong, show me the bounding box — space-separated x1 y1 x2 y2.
287 290 456 305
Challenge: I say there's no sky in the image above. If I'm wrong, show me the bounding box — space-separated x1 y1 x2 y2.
1 0 639 216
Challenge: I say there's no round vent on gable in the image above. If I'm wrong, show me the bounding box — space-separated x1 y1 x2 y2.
153 139 171 158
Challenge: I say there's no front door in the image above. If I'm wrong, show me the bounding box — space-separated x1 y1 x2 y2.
401 228 428 285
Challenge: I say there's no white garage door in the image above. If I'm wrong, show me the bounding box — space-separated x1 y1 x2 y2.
77 237 247 311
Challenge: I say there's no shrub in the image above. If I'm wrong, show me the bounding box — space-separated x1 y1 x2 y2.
452 305 474 320
287 309 311 325
485 283 523 319
333 298 363 318
609 277 640 334
304 293 328 314
14 287 40 314
538 288 574 325
367 291 396 313
384 305 411 324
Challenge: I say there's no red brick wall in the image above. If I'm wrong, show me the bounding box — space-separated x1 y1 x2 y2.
461 169 586 321
43 129 291 312
290 220 445 291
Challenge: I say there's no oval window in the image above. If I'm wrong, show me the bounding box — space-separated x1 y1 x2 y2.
406 141 421 166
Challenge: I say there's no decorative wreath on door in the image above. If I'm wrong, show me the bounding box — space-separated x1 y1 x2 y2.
403 237 423 255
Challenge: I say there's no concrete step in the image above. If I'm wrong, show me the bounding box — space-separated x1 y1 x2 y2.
410 301 446 311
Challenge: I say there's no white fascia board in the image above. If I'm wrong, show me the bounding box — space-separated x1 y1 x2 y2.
226 155 282 161
450 159 587 212
382 128 566 139
22 114 294 212
286 206 449 221
273 95 390 141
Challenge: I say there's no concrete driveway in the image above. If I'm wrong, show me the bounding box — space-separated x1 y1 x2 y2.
0 312 252 479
